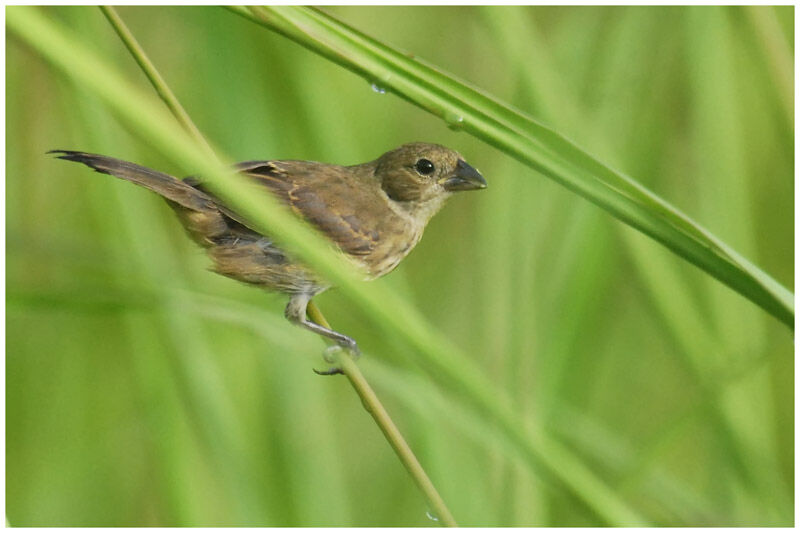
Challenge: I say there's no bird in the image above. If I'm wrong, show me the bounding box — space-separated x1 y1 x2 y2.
50 143 487 373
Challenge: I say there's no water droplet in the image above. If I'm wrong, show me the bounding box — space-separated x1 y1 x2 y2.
444 112 464 131
370 83 387 94
426 510 440 522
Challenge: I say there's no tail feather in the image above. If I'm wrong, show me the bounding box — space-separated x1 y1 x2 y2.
49 150 214 212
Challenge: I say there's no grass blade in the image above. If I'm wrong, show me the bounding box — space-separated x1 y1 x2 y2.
234 5 793 328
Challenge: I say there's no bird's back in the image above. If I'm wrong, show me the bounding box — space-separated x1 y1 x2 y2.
221 159 423 280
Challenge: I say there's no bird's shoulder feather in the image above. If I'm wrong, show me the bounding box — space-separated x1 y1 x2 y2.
188 160 390 258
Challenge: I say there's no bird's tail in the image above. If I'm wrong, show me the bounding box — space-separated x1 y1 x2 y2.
49 150 213 212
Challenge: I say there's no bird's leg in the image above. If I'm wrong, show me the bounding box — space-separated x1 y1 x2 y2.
285 293 359 376
285 294 360 353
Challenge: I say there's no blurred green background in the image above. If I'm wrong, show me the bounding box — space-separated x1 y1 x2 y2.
6 5 794 526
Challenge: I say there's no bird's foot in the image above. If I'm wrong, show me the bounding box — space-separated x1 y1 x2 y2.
313 343 360 377
337 336 361 359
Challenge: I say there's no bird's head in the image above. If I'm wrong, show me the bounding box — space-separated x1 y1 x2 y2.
371 142 486 222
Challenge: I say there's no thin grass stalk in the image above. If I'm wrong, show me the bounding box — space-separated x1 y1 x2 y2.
99 6 217 160
744 6 793 130
309 304 457 527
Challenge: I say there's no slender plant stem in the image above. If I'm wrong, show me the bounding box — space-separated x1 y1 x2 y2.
745 6 793 129
99 7 458 526
307 301 458 527
99 6 217 160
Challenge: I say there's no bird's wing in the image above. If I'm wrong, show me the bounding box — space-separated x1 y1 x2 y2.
186 161 380 257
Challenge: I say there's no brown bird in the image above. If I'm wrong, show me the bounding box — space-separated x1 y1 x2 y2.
51 143 486 371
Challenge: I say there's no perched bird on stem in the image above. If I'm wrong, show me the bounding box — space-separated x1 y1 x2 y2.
51 143 486 372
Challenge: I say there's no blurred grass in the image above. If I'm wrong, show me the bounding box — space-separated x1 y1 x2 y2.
6 5 794 526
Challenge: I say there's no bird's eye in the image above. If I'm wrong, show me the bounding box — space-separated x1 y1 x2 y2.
414 158 435 176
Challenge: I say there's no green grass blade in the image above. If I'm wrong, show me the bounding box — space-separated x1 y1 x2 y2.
234 5 793 328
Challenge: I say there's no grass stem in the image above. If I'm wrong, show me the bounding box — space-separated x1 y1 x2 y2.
99 6 217 160
307 301 458 527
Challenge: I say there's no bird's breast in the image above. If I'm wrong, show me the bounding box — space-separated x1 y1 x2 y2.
357 223 424 280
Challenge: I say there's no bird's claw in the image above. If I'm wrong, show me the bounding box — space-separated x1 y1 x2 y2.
338 338 361 359
314 342 360 377
322 344 343 364
313 366 345 376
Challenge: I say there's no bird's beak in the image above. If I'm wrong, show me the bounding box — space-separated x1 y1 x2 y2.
440 159 487 191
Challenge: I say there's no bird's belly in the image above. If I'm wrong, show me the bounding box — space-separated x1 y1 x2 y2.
209 236 326 295
206 222 420 291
